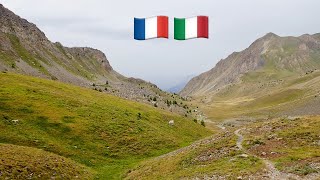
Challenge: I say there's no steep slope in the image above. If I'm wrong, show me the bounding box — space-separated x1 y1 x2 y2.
0 4 192 115
181 33 320 97
0 3 115 84
0 72 211 179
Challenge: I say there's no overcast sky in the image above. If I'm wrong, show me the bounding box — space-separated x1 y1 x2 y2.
1 0 320 89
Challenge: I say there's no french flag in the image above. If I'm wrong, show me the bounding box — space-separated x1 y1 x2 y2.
134 16 168 40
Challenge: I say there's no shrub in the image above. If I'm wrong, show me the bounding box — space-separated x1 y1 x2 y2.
137 112 142 120
252 139 265 145
201 120 205 127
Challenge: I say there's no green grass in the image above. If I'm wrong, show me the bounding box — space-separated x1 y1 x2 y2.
0 143 95 179
243 116 320 175
0 72 211 179
126 132 264 179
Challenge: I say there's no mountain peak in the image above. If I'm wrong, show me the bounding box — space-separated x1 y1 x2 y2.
0 4 48 43
262 32 279 40
181 32 320 97
265 32 278 37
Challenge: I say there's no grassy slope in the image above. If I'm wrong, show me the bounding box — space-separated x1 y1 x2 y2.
0 72 211 179
198 64 320 121
125 117 320 179
243 116 320 175
126 131 263 179
0 143 94 179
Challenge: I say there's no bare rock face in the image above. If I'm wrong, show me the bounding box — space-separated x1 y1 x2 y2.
180 32 320 97
0 4 47 44
67 47 113 72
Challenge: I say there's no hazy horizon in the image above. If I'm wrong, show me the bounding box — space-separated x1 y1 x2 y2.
1 0 320 90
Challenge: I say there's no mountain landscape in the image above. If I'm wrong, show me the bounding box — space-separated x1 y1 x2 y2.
1 3 320 180
0 4 192 116
181 32 320 120
0 4 209 179
126 32 320 179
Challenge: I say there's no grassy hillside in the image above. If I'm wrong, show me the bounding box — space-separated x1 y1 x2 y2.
0 143 94 179
126 131 264 179
126 116 320 179
195 67 320 121
0 72 211 179
243 116 320 176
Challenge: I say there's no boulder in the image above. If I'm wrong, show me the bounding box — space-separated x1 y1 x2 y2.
168 120 174 126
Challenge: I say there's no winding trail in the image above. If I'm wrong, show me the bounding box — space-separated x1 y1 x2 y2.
234 128 302 180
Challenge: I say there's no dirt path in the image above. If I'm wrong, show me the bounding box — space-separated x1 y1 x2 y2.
234 128 244 150
144 121 318 179
234 128 304 180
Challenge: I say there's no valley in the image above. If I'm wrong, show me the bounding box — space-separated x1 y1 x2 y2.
0 72 211 179
1 2 320 180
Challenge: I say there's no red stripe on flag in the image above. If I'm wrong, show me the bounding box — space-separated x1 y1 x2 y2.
197 16 208 38
157 16 168 38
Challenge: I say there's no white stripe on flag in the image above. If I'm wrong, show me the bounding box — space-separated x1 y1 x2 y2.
185 17 197 39
145 17 157 39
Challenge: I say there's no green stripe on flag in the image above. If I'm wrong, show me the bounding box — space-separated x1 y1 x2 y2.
174 18 185 40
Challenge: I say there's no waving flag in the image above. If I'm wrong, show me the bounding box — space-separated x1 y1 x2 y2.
174 16 209 40
134 16 168 40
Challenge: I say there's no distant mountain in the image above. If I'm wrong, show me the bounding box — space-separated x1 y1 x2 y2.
167 75 194 93
181 32 320 97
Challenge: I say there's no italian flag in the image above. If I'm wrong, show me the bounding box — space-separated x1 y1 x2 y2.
174 16 209 40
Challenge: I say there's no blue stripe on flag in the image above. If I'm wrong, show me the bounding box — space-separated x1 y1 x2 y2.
134 18 145 40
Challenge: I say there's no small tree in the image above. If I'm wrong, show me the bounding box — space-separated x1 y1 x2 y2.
193 119 197 123
153 97 157 101
201 120 205 127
